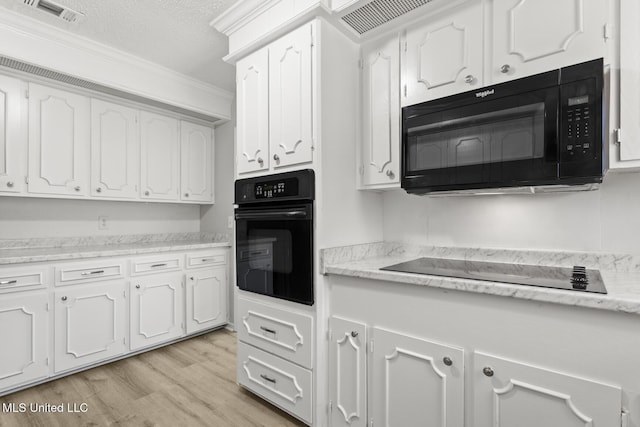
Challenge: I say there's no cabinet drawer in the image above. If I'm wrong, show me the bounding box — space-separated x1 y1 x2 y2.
186 251 226 269
237 342 312 424
56 260 125 286
237 296 313 368
130 254 182 275
0 265 48 293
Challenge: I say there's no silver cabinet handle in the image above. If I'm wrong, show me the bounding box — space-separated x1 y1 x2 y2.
96 187 102 193
260 326 276 334
351 331 358 338
386 170 394 178
151 263 167 268
201 258 212 263
184 193 189 198
61 296 68 301
443 357 453 366
500 64 511 74
257 157 263 164
464 75 475 84
6 181 14 188
81 270 105 276
260 374 276 384
0 279 17 285
144 190 150 196
74 186 81 192
273 154 280 161
135 284 141 289
190 276 194 281
483 366 494 377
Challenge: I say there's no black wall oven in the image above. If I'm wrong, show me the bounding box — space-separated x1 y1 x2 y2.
402 58 605 194
235 170 314 305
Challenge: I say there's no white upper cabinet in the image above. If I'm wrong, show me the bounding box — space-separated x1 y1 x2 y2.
90 99 139 199
237 48 270 174
269 22 314 170
360 33 401 188
0 75 26 194
140 111 179 201
180 121 213 203
489 0 607 84
402 0 483 106
617 0 640 163
28 83 90 197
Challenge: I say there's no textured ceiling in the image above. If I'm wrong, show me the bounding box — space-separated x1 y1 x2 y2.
0 0 238 91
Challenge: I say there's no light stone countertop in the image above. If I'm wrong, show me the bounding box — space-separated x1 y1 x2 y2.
0 232 231 265
320 242 640 316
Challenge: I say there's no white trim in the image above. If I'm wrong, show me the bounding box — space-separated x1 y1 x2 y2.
210 0 282 35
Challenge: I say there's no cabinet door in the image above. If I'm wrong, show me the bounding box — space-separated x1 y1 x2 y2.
269 22 314 169
180 121 213 202
28 83 90 196
618 0 640 162
236 48 270 174
91 99 139 198
140 111 179 200
371 327 464 427
54 281 127 373
402 1 483 106
0 75 26 193
130 272 184 350
361 34 400 188
329 316 367 427
185 266 226 334
0 292 48 391
473 352 621 427
490 0 607 84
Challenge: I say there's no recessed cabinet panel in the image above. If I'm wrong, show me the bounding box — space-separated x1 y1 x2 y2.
236 49 270 174
130 272 184 350
0 292 48 391
180 121 213 202
490 0 606 83
473 352 621 427
269 23 314 169
91 99 139 198
329 316 368 427
361 34 400 188
54 281 127 373
186 266 227 334
28 83 90 196
140 111 179 200
371 327 464 427
402 1 483 106
0 75 25 193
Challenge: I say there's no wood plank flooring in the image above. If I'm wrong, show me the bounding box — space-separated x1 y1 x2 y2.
0 330 306 427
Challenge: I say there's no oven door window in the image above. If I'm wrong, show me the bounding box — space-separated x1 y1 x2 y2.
235 204 313 305
403 87 559 188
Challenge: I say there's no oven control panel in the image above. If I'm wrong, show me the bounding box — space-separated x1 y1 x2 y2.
255 177 299 199
235 169 315 204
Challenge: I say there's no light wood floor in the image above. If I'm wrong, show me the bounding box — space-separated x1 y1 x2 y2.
0 330 306 427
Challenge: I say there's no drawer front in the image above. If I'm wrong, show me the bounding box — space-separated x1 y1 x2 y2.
131 254 182 276
186 251 226 269
237 342 312 424
237 296 313 369
0 265 48 293
56 260 125 285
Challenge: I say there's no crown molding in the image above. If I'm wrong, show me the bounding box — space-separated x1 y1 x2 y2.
210 0 282 35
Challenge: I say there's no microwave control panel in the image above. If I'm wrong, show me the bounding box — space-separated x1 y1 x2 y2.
560 79 598 162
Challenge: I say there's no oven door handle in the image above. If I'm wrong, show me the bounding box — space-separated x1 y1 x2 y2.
235 210 308 220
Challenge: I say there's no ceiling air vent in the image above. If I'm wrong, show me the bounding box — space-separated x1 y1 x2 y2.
341 0 434 35
21 0 85 23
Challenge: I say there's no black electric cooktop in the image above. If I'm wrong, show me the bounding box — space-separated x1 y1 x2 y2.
380 257 607 294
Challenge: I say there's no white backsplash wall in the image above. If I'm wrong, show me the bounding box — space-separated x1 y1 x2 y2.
383 171 640 255
0 197 200 239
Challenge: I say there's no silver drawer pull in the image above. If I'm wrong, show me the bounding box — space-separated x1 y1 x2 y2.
151 263 167 268
201 258 212 263
260 374 276 384
0 279 18 285
81 270 105 276
260 326 276 334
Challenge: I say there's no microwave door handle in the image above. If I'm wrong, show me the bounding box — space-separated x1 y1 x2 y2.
235 211 308 220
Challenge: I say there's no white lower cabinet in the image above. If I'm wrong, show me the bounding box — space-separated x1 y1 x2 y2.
185 266 227 334
0 292 49 391
473 352 622 427
54 280 127 373
130 272 184 350
237 342 313 424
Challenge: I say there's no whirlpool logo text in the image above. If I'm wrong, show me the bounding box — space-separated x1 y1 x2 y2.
475 89 495 98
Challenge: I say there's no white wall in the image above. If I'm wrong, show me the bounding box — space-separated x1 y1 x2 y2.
0 197 200 239
383 170 640 254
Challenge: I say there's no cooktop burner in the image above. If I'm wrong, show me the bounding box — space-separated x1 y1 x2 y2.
380 257 607 294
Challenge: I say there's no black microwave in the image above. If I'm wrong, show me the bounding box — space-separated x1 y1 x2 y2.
401 58 605 194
